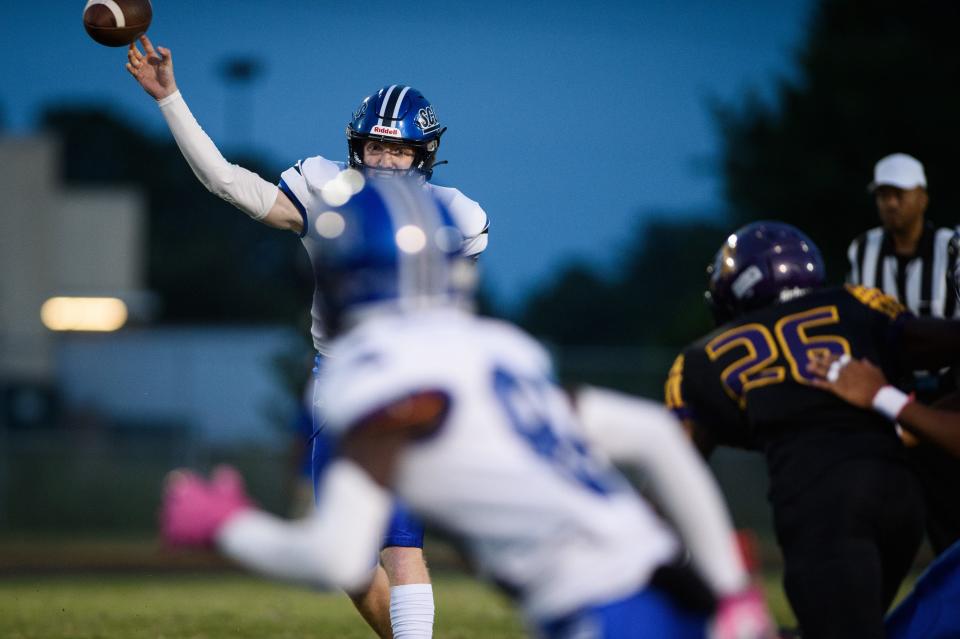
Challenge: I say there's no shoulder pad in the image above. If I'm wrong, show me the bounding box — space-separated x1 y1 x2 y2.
844 284 908 319
664 353 686 411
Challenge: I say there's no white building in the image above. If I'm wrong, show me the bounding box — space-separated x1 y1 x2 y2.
0 136 146 382
0 136 298 444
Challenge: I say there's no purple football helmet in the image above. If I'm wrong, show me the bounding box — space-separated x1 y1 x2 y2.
706 221 826 323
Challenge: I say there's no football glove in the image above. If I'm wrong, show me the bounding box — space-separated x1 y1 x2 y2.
709 585 776 639
160 465 253 547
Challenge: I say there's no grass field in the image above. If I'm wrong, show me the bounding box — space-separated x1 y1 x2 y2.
0 572 524 639
0 563 923 638
0 535 797 637
0 569 808 639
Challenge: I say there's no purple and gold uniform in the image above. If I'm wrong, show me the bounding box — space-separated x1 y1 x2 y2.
667 285 924 639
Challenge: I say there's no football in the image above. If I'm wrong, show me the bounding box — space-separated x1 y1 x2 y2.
83 0 153 47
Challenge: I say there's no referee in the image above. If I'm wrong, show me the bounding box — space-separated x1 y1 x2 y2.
847 153 958 322
847 152 960 554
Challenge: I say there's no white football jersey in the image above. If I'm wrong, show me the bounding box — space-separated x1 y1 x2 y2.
317 308 679 622
278 156 489 352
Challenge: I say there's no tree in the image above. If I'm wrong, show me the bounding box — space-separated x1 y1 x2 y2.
520 216 726 349
716 0 960 281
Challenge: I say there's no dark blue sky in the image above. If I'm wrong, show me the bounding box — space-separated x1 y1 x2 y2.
3 0 812 309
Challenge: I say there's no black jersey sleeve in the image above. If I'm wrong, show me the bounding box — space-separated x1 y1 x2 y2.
842 285 913 378
665 348 755 452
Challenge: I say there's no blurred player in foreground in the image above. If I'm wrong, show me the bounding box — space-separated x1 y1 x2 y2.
125 33 489 638
665 222 960 639
160 177 772 639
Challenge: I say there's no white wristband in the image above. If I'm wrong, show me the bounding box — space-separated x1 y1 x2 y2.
157 90 277 220
872 386 911 421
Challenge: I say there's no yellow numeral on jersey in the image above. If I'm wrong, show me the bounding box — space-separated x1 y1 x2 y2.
705 305 851 406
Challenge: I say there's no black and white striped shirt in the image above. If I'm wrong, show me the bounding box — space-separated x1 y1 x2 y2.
846 222 960 319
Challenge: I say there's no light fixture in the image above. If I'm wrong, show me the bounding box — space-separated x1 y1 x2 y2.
40 297 128 332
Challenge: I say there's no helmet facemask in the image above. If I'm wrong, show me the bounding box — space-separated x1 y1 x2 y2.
347 129 445 181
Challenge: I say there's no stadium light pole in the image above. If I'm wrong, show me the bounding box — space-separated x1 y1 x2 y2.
218 56 265 151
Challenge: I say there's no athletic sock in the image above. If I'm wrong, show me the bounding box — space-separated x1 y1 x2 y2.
389 583 435 639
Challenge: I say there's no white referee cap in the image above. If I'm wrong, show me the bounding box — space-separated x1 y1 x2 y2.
868 153 927 192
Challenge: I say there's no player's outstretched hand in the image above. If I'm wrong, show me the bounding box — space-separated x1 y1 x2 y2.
127 35 177 101
806 353 887 409
160 465 253 547
710 586 776 639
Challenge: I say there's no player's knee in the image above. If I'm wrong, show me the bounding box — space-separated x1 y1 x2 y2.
381 546 430 584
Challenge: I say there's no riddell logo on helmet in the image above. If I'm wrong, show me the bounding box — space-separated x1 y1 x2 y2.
372 125 402 137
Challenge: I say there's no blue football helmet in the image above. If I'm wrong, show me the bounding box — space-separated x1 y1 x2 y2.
346 85 446 180
309 172 474 335
706 221 826 323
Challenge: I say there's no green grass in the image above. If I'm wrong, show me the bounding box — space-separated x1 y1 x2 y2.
0 569 916 637
0 572 525 639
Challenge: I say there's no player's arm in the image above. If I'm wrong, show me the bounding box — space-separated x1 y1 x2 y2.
427 186 489 259
160 461 390 593
126 36 302 233
216 391 448 587
574 387 773 638
574 387 749 596
808 354 960 458
159 391 447 592
336 390 449 485
663 353 721 457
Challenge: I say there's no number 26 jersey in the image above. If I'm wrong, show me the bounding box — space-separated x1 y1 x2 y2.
666 285 912 502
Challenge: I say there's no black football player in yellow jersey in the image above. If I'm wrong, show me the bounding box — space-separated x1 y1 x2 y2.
665 222 960 639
